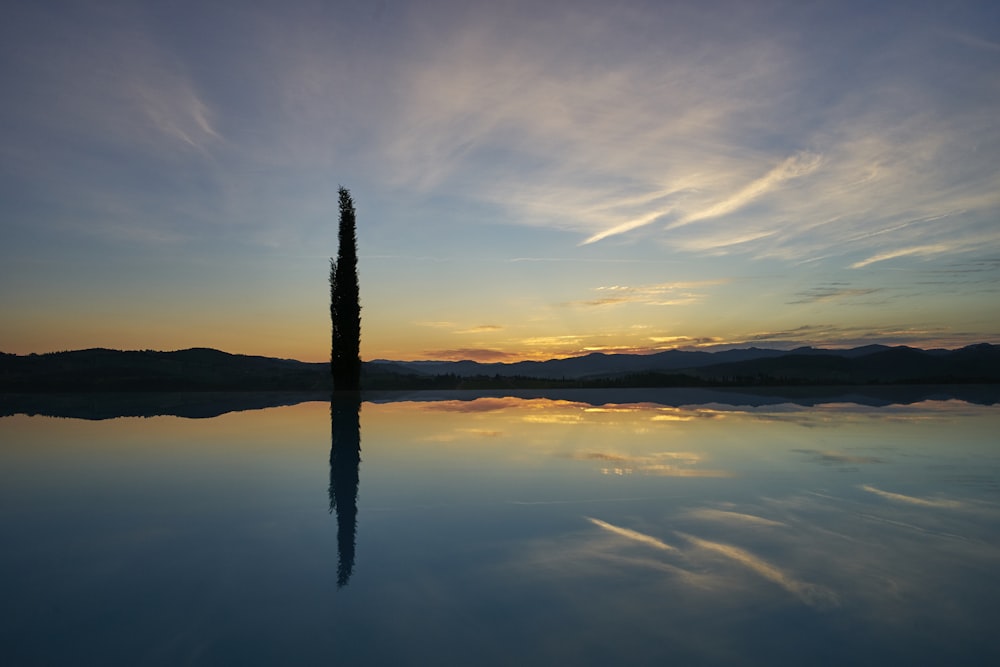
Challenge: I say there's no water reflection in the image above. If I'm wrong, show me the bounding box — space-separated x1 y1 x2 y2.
329 393 362 587
2 384 997 420
1 393 998 665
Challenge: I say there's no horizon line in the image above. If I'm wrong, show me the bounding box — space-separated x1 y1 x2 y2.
6 340 998 365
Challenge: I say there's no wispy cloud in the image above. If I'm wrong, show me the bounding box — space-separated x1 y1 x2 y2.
568 280 726 308
677 532 838 608
372 5 801 240
581 207 674 246
793 450 886 465
671 152 823 229
574 452 631 463
524 414 584 425
519 335 587 348
422 348 517 362
861 485 963 509
850 244 959 269
711 323 995 350
423 397 523 413
586 517 835 608
369 5 1000 268
789 284 884 304
586 517 679 553
454 324 503 334
683 509 787 528
419 427 505 442
416 321 456 329
574 450 732 478
648 336 724 347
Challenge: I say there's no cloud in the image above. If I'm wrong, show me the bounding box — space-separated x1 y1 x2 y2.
668 229 778 254
463 428 503 438
416 321 456 329
677 532 838 608
422 348 517 362
850 244 959 269
710 323 995 350
587 516 836 608
7 6 221 157
861 485 963 509
396 9 997 258
581 207 673 246
423 397 523 413
568 280 726 308
640 466 735 478
947 30 1000 53
648 336 724 347
454 324 503 334
574 452 631 463
371 4 803 238
523 414 584 425
670 152 823 229
585 517 679 553
788 284 884 304
366 4 1000 266
519 335 586 348
683 509 787 528
417 427 505 443
573 449 733 478
793 450 886 465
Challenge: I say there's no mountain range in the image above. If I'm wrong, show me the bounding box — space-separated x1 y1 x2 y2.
1 343 999 392
369 343 1000 384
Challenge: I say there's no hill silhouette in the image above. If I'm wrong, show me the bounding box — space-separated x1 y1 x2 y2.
0 348 329 392
1 344 998 393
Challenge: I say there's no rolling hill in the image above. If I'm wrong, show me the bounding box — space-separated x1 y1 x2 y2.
1 343 998 392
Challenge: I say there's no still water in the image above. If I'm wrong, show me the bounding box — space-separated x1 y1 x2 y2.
2 389 998 665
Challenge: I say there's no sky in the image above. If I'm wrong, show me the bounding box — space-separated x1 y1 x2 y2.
1 0 998 362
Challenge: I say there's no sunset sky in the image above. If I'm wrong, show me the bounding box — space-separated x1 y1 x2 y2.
2 0 998 362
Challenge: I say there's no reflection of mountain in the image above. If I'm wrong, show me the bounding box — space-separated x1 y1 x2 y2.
0 391 326 420
329 394 362 588
367 385 1000 408
3 385 998 421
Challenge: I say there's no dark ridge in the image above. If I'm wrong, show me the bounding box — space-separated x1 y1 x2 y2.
1 344 998 394
0 348 330 392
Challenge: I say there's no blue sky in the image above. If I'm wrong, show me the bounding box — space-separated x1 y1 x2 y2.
1 0 998 361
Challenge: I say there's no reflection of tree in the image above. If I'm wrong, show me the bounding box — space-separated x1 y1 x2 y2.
329 393 361 587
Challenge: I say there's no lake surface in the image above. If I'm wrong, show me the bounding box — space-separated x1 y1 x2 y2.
2 389 999 666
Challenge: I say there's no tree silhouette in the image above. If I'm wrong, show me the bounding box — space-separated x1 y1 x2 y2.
330 186 361 391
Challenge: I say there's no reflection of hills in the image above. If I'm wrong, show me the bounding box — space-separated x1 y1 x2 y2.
329 395 361 588
366 385 1000 408
0 391 327 420
3 385 998 420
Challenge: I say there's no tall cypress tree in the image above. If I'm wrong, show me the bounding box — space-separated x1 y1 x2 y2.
330 186 361 391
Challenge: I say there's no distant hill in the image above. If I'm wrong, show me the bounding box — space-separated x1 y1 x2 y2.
370 347 794 379
369 344 1000 385
1 344 998 392
687 344 1000 384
